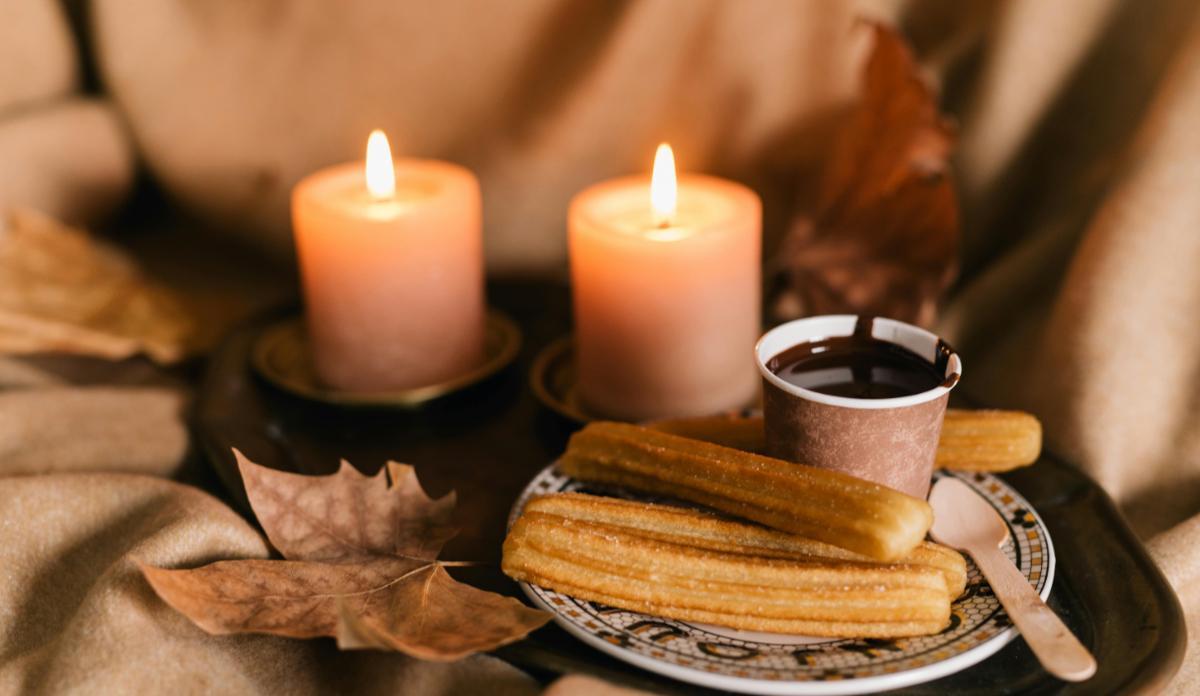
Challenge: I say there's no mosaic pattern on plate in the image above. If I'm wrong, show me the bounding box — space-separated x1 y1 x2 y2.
514 466 1052 686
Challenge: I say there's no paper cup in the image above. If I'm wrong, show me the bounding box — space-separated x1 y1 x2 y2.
755 316 962 499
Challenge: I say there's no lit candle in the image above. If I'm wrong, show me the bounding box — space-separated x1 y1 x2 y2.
569 144 761 420
292 130 484 392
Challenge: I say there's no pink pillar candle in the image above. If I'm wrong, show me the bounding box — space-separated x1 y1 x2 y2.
568 145 761 420
292 131 484 392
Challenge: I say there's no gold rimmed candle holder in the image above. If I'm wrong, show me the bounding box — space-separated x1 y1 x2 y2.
529 335 761 423
529 336 590 423
252 310 521 408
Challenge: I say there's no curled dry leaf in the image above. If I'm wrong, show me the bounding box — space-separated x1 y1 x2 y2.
141 557 422 639
334 564 558 661
0 209 194 363
141 450 549 661
771 23 959 328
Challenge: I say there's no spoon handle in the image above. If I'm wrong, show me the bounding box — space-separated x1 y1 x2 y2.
970 545 1097 682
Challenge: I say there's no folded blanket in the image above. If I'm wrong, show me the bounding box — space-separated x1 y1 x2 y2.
0 471 537 695
0 100 133 225
0 0 76 116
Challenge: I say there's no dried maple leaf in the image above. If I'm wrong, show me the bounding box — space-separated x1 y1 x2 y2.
333 565 557 660
0 209 194 363
141 450 549 661
771 23 959 328
236 456 458 562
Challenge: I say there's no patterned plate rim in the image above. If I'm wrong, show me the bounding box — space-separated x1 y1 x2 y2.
510 463 1056 695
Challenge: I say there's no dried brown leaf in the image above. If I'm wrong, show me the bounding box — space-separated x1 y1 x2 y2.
235 450 457 563
772 24 959 327
0 209 194 363
142 451 549 660
334 565 551 661
141 557 424 638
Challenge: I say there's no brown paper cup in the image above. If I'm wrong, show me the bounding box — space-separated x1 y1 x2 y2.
755 316 962 499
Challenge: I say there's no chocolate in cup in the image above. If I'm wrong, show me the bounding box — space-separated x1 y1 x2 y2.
755 315 962 499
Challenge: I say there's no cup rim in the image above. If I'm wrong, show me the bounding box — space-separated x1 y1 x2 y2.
755 315 962 410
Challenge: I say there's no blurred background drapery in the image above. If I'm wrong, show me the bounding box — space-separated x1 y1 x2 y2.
1 0 1198 692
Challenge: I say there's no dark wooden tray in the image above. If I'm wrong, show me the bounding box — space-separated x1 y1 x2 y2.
193 280 1184 695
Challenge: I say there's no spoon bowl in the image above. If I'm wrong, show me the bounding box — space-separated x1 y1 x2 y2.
930 476 1010 550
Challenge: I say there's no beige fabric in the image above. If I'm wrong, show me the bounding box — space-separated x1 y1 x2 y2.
955 0 1118 208
89 0 902 267
0 350 189 477
941 0 1200 541
940 2 1200 693
0 0 1198 692
0 386 187 476
0 471 538 695
542 675 654 696
0 99 134 225
0 347 542 696
0 0 77 116
1150 519 1200 695
0 0 133 225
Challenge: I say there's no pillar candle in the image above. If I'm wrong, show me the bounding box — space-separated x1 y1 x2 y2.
568 144 761 420
292 130 484 392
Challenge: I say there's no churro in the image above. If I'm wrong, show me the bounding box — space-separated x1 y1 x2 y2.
503 506 953 638
936 409 1042 472
525 493 966 596
652 414 767 453
653 409 1043 472
559 422 932 561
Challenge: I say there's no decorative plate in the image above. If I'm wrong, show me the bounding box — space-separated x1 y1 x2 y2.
510 465 1055 695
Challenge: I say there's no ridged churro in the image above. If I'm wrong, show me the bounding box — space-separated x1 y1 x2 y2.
653 409 1043 472
559 422 932 561
652 414 767 453
525 493 966 596
936 409 1042 472
503 505 953 638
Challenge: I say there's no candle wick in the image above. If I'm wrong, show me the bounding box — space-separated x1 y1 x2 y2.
656 219 672 230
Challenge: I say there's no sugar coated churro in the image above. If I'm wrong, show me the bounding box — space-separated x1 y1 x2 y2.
653 409 1043 472
524 493 966 596
559 422 932 561
652 414 767 453
504 498 953 637
935 409 1042 472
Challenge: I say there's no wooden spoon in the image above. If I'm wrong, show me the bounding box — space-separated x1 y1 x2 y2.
929 477 1097 682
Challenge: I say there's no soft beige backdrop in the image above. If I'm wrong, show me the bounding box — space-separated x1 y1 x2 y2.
1 0 1198 693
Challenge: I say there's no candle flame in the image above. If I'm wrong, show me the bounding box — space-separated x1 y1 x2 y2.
650 143 677 227
365 129 396 200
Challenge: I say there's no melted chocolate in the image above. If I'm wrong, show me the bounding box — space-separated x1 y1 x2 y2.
767 317 954 399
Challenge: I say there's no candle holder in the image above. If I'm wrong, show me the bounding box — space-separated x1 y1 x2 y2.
530 335 761 423
529 336 589 422
252 310 521 408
